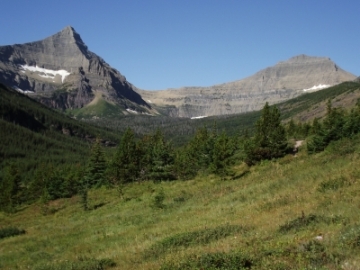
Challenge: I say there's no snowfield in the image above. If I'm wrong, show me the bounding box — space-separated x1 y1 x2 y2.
126 108 138 114
20 65 70 83
303 84 331 92
13 86 34 94
191 116 208 119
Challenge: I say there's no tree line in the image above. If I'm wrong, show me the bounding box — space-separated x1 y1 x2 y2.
2 100 360 212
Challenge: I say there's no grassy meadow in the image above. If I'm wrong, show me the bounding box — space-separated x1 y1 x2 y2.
1 136 360 269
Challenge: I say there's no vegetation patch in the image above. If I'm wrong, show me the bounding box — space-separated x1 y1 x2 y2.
339 224 360 248
279 214 343 233
296 240 341 268
70 98 124 119
160 252 253 270
317 176 349 192
34 257 116 270
145 224 247 258
0 226 25 240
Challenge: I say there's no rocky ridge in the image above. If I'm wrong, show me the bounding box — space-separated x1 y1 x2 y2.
0 26 150 114
0 27 356 118
138 55 356 118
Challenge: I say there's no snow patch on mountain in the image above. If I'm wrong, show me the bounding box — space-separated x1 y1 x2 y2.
191 115 208 119
13 86 34 94
303 84 331 92
126 108 138 114
20 65 70 83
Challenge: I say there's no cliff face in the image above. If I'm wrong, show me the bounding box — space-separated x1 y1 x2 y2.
138 55 356 118
0 26 150 113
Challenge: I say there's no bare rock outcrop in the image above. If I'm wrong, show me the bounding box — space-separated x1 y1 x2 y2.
0 26 150 113
138 55 356 118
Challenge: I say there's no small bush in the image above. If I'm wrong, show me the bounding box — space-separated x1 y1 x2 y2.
160 252 253 270
318 176 349 192
145 224 247 259
0 227 25 239
279 214 343 233
151 189 165 209
339 225 360 248
298 240 339 268
34 257 116 270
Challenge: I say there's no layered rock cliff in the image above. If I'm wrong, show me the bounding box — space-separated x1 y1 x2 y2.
0 27 356 119
0 26 150 113
138 55 356 118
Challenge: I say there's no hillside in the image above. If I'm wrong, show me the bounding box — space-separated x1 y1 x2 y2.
1 134 360 269
0 83 120 178
2 77 360 268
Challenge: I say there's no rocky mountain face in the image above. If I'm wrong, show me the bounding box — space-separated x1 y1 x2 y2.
138 55 356 118
0 27 356 119
0 26 150 114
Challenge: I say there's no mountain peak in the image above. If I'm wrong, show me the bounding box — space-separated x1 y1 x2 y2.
48 26 86 47
284 54 331 64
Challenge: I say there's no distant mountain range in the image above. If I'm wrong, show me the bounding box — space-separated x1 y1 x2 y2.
0 26 356 118
138 55 356 117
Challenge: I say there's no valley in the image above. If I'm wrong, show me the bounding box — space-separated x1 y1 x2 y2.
1 26 360 270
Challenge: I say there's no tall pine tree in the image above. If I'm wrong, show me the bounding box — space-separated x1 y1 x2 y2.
245 103 288 165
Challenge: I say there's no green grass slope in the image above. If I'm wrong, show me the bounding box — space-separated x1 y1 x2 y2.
1 136 360 269
68 97 125 119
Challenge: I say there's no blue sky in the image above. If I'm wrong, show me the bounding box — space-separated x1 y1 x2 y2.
1 0 359 90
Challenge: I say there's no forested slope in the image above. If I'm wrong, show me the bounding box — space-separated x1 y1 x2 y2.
0 84 120 180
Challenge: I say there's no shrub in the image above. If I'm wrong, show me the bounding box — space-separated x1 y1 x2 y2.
151 188 166 209
0 227 25 239
34 257 116 270
160 252 253 270
145 225 247 259
318 176 349 192
279 214 343 233
339 225 360 248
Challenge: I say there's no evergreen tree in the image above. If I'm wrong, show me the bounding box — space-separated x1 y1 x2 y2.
308 100 347 153
0 163 22 213
108 128 139 185
148 129 175 181
245 103 288 165
210 132 236 178
86 137 107 188
173 146 198 180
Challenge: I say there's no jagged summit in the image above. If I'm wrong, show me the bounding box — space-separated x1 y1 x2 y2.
0 26 150 114
5 26 92 71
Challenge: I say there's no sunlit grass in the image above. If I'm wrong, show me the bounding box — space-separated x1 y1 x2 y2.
1 139 360 269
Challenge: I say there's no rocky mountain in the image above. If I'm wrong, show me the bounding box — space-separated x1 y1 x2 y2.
0 27 356 119
138 55 356 118
0 26 151 115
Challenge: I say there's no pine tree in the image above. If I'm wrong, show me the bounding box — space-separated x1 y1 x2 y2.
245 103 288 165
210 132 236 178
0 163 22 213
86 137 107 188
173 146 198 180
108 128 138 185
148 129 175 181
